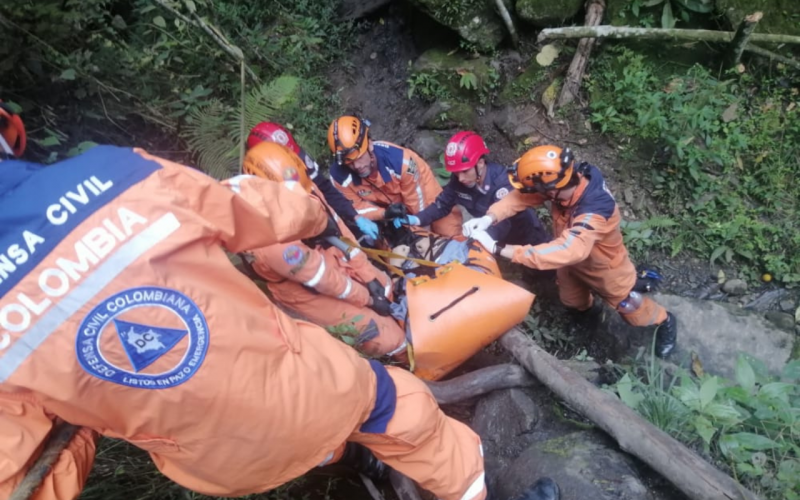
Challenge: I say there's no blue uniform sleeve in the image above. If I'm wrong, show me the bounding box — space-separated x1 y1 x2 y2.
313 174 359 222
415 179 458 227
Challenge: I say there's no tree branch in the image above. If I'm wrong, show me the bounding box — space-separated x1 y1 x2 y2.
727 12 763 69
538 25 800 45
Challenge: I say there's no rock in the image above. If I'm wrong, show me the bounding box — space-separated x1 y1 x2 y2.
653 293 795 378
412 49 493 99
722 278 748 295
338 0 391 20
780 299 796 313
716 0 800 37
406 0 506 50
408 130 447 164
515 0 584 27
420 101 476 130
624 187 635 205
497 64 547 105
492 106 537 143
765 311 796 333
471 389 541 484
496 431 653 500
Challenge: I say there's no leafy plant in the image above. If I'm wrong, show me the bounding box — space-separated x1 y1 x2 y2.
608 354 800 500
588 47 800 282
407 70 452 102
620 0 713 28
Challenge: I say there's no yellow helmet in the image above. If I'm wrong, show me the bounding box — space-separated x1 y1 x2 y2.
242 142 313 193
327 115 370 166
509 145 575 192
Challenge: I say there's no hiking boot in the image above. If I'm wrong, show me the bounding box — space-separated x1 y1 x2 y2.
338 443 389 481
654 312 678 358
514 478 561 500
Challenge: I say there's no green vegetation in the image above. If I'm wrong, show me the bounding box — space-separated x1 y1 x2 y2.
608 353 800 500
589 47 800 283
1 0 350 173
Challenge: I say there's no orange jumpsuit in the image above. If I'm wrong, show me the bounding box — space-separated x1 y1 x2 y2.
0 147 486 500
488 164 667 327
329 141 463 237
226 176 407 358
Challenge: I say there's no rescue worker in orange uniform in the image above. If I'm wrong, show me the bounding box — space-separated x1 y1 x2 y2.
467 146 677 358
247 121 381 242
234 141 408 359
327 115 463 238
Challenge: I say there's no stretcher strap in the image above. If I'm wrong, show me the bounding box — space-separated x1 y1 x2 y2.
339 237 440 277
429 286 480 321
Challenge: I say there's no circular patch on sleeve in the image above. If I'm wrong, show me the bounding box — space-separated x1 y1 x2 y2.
283 245 305 266
495 187 509 199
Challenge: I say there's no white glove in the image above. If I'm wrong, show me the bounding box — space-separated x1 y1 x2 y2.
471 230 498 254
462 215 493 237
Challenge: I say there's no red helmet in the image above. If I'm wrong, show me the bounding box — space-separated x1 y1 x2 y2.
444 131 489 173
246 122 300 155
0 101 26 158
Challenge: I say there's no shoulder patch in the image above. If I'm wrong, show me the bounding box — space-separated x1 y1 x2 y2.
76 286 209 389
283 245 305 266
495 187 509 199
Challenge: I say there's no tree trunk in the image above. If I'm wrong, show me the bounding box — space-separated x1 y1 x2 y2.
426 364 535 404
9 423 80 500
537 25 800 45
494 0 519 49
499 327 762 500
557 0 606 108
727 12 763 69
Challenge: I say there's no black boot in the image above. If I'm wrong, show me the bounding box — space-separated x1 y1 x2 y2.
513 478 561 500
338 442 389 481
654 312 678 358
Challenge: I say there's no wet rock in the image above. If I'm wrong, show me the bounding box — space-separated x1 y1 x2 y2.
471 388 540 485
406 0 506 50
408 130 447 164
516 0 584 27
338 0 391 20
497 64 547 105
654 293 795 378
496 431 653 500
412 49 492 98
765 311 796 333
722 278 748 295
420 101 476 130
780 299 796 312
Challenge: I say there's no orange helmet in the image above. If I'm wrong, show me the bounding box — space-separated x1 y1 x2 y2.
242 142 313 193
0 102 26 158
327 116 370 166
509 145 575 193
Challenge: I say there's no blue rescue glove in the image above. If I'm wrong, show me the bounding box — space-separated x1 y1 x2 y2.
392 215 420 228
355 216 380 240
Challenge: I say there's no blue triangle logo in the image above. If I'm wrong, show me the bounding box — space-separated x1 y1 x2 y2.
114 319 188 372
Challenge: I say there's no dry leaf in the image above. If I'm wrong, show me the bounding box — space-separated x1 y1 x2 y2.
664 78 683 93
722 103 738 123
535 44 559 67
523 135 542 145
795 305 800 324
736 63 746 74
717 269 726 284
787 102 796 112
691 351 705 378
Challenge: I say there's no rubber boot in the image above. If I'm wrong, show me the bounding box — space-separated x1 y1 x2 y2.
338 442 389 481
654 312 677 358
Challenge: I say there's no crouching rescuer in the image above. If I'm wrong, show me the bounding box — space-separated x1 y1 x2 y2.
232 141 408 360
466 145 677 358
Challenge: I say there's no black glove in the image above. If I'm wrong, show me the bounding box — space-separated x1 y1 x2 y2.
367 279 392 317
384 203 407 220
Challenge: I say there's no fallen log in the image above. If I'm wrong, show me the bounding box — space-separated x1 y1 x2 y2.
10 423 80 500
557 0 605 108
426 364 535 404
499 327 761 500
727 12 763 69
537 25 800 46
